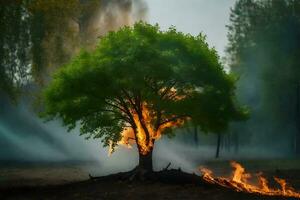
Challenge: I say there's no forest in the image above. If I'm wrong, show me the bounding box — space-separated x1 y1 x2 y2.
1 0 300 200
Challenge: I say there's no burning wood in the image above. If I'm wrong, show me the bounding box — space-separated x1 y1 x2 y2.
109 102 186 156
200 161 300 198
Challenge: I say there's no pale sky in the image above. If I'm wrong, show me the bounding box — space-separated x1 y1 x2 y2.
146 0 236 57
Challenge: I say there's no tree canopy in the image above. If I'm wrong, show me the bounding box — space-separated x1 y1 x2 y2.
42 22 246 157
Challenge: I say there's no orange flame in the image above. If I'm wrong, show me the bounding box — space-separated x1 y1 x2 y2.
200 161 300 198
109 102 185 156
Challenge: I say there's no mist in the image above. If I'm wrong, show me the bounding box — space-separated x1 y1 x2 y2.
1 0 299 178
0 0 148 165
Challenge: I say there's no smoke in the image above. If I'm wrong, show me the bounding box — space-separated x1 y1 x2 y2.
80 0 148 46
0 97 97 162
0 0 148 163
1 88 296 176
1 1 151 180
35 0 148 80
225 1 300 157
2 0 299 179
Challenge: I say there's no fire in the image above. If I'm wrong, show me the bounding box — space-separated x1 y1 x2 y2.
108 86 189 156
200 161 300 198
109 103 185 156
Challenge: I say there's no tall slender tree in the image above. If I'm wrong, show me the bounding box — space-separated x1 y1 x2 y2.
227 0 300 154
0 0 31 100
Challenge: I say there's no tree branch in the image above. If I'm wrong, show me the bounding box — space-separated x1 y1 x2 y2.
117 96 136 129
160 80 177 99
104 99 128 114
121 89 138 111
159 115 188 127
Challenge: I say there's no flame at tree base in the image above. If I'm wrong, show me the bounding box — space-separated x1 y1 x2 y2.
200 161 300 198
108 102 186 156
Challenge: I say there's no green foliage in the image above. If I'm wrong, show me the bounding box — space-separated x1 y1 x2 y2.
0 0 101 99
42 22 247 147
227 0 300 142
28 0 101 82
0 0 31 100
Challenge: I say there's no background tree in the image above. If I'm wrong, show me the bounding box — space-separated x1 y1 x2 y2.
227 0 300 154
0 0 148 163
0 0 99 99
42 22 246 173
0 0 144 99
0 0 31 100
28 0 103 82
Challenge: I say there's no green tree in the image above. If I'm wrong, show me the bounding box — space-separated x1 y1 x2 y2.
0 0 31 100
0 0 145 99
42 22 246 173
0 0 96 99
227 0 300 153
28 0 101 83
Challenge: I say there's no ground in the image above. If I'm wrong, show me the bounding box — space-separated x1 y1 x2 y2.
0 160 299 200
1 179 295 200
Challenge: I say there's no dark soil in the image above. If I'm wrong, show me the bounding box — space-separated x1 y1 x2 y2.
0 169 298 200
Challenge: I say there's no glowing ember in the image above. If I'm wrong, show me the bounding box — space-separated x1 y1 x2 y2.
109 102 185 156
200 161 300 198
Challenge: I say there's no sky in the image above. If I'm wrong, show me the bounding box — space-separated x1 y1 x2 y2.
146 0 236 57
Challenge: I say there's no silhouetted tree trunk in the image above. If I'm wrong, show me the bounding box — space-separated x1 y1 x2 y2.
228 133 232 152
295 83 300 155
233 131 239 154
215 133 221 158
194 126 198 146
138 149 153 172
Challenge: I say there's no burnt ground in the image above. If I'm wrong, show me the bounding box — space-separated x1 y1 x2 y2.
0 160 299 200
0 178 297 200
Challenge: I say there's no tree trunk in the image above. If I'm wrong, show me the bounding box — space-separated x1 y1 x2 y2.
215 133 221 158
138 149 153 172
234 131 239 154
295 83 300 155
194 126 199 146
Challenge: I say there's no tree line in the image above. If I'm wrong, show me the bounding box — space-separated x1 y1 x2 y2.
227 0 300 155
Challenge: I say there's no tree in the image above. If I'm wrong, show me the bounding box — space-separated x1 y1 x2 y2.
0 0 31 100
0 0 140 97
28 0 147 83
0 0 98 98
215 133 222 158
28 0 101 83
42 22 246 173
227 0 300 155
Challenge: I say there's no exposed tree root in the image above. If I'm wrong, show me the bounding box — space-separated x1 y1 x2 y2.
89 166 210 188
88 169 296 200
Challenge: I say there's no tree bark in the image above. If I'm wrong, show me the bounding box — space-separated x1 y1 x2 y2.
215 133 221 158
138 148 153 172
